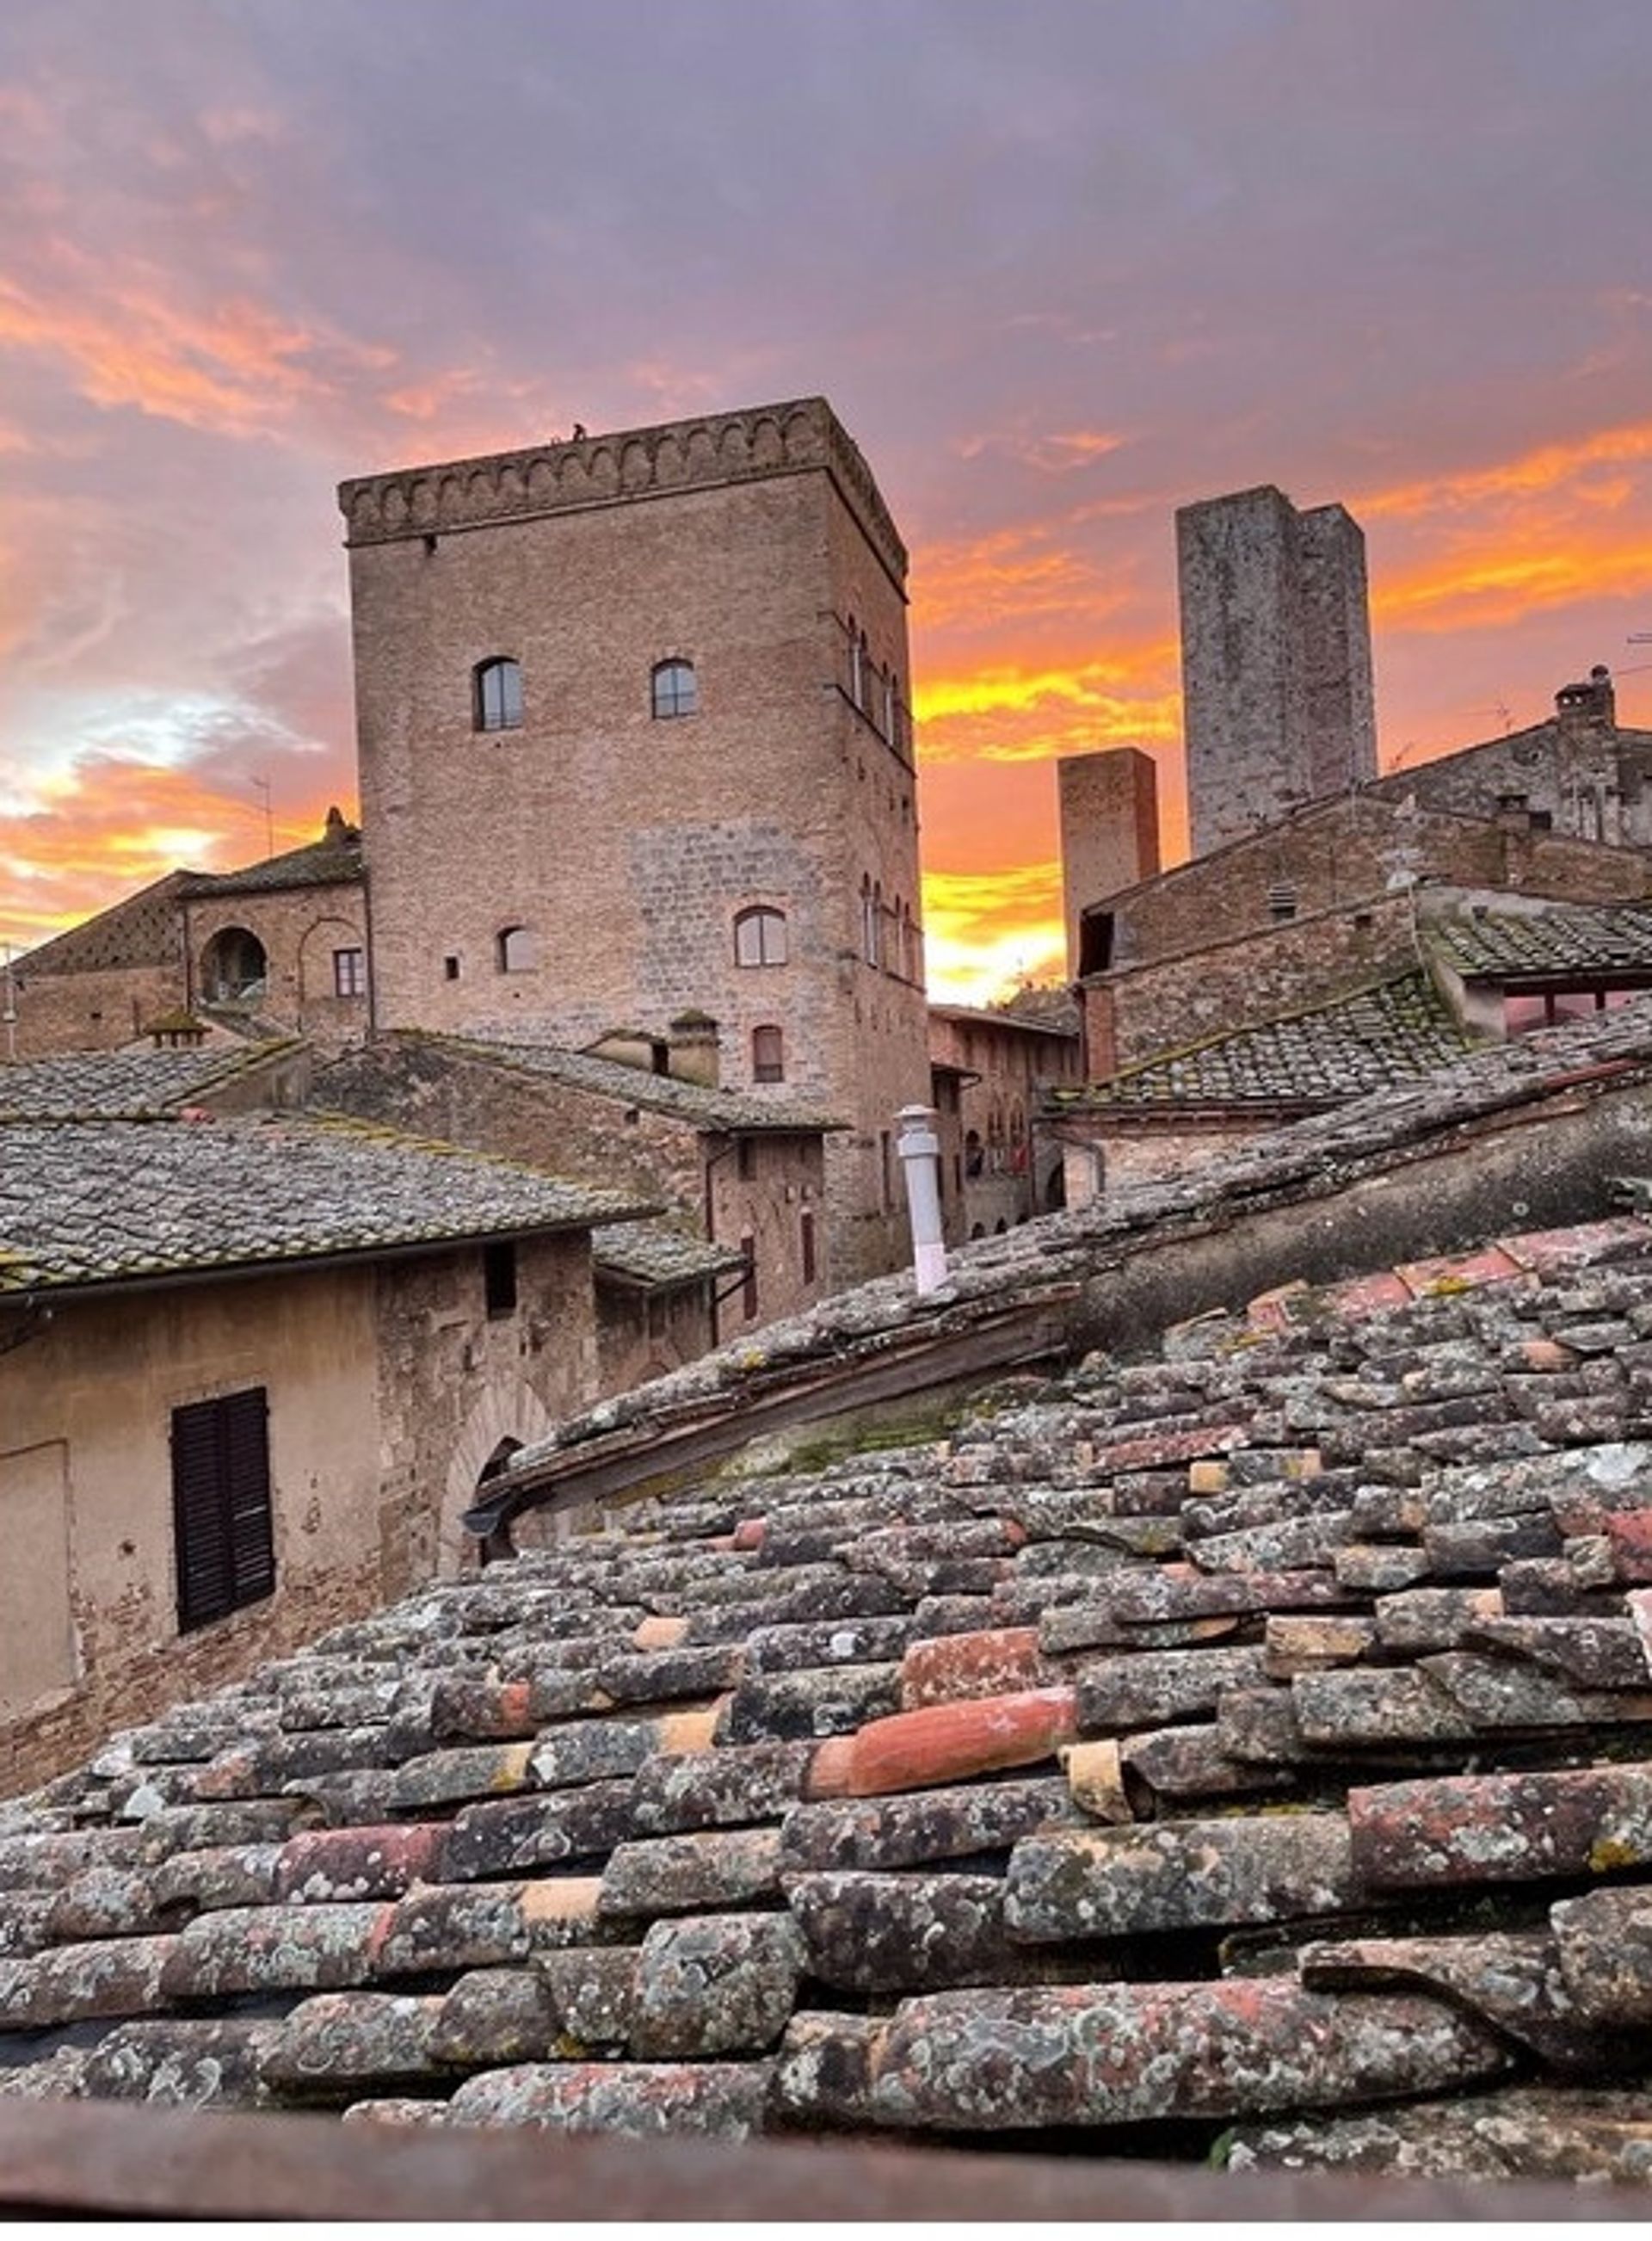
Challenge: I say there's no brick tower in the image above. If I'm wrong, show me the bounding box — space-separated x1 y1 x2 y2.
339 398 930 1284
1177 485 1376 856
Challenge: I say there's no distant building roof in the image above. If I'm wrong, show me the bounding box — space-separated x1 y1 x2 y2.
929 1003 1080 1042
0 1044 294 1120
1063 972 1475 1112
422 1033 846 1135
14 873 190 978
591 1222 747 1290
0 1114 653 1295
176 812 362 900
1433 900 1652 981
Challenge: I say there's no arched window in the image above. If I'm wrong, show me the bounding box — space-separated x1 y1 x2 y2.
872 881 885 970
861 876 878 966
200 925 268 1003
496 925 539 973
848 619 864 709
474 657 523 732
651 658 698 719
882 667 896 740
734 906 787 967
890 670 903 750
751 1024 785 1083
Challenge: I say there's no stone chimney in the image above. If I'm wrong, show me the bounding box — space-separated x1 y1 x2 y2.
668 1009 720 1088
1555 665 1615 731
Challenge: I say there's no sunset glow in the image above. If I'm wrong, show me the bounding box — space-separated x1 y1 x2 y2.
3 1 1651 1004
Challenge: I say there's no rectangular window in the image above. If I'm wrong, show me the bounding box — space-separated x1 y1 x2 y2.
800 1209 817 1285
332 947 367 997
484 1240 518 1318
741 1234 758 1321
171 1388 274 1633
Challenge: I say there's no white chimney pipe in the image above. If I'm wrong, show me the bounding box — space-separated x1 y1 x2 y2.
896 1103 949 1294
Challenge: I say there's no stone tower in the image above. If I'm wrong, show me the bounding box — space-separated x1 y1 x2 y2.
1177 485 1376 857
339 398 930 1285
1057 747 1161 977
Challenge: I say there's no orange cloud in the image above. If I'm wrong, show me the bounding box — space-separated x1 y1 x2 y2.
1374 524 1652 634
1360 418 1652 520
0 756 349 954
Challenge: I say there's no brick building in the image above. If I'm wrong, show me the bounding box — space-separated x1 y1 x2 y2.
339 398 930 1287
927 1003 1082 1233
6 811 368 1060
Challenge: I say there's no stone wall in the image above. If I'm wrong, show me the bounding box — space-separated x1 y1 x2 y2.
1100 795 1651 979
1084 892 1416 1076
9 963 179 1061
182 877 368 1052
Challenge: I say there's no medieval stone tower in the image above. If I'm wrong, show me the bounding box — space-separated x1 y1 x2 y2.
1177 485 1376 856
339 398 930 1284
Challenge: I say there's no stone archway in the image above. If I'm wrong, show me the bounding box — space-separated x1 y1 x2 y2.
200 924 268 1003
439 1378 558 1577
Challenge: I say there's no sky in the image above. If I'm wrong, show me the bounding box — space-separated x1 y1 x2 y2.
3 1 1652 1005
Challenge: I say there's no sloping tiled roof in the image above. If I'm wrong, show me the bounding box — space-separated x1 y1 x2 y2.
12 1213 1652 2181
0 1115 654 1294
591 1224 747 1289
1434 902 1652 981
422 1034 845 1134
0 1046 293 1120
176 830 363 899
1076 972 1476 1110
13 874 189 977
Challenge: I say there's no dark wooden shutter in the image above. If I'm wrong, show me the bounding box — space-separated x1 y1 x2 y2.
171 1388 273 1631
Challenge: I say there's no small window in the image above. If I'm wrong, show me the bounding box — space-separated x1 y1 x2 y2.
332 948 367 998
1267 880 1297 924
735 906 787 967
443 955 461 981
484 1241 518 1318
752 1024 785 1083
861 877 878 966
740 1234 758 1320
801 1208 817 1284
651 658 698 719
171 1388 274 1633
475 657 523 732
496 925 539 973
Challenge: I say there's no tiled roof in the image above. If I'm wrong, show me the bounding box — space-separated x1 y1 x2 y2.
928 1003 1080 1042
0 1115 654 1294
422 1034 845 1134
14 874 189 977
1075 972 1476 1110
592 1225 747 1289
176 831 363 898
14 1213 1652 2181
1433 901 1652 980
0 1046 291 1120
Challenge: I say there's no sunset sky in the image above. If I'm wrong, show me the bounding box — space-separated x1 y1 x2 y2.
3 1 1651 1004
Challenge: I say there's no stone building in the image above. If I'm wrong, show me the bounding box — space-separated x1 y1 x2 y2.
339 398 930 1288
6 810 368 1061
314 1030 841 1366
0 1050 651 1791
926 1003 1082 1233
1056 746 1161 977
1177 485 1376 856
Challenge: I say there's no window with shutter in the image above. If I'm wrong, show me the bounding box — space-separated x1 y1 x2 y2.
171 1387 274 1632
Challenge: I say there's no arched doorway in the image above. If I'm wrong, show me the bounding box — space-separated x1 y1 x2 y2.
200 926 268 1004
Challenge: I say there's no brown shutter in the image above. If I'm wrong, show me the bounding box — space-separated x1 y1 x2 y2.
171 1388 273 1631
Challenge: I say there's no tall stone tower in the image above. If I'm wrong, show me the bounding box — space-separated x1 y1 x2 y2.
339 398 930 1285
1177 485 1376 857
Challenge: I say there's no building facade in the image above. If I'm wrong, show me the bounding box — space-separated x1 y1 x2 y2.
1177 485 1376 857
340 398 930 1286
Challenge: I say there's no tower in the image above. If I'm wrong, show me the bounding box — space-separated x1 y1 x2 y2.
339 398 930 1284
1057 747 1161 977
1177 486 1375 857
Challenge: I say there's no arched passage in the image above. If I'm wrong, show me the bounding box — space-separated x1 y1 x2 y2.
439 1378 558 1577
200 925 268 1003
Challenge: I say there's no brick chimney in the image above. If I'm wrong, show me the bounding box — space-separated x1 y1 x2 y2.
1555 664 1615 731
